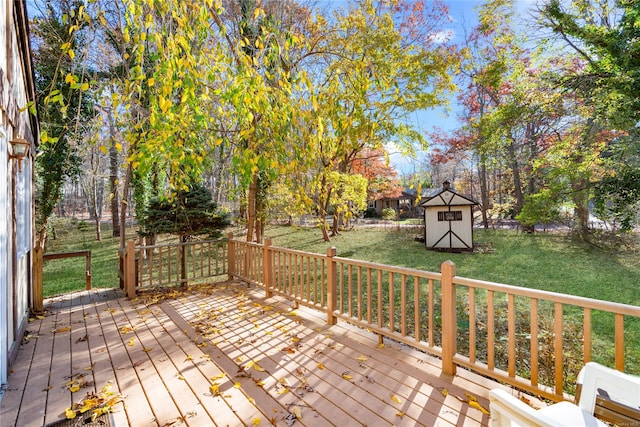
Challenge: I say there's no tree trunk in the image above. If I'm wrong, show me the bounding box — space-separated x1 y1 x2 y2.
507 137 524 215
109 134 120 238
478 154 490 228
247 174 257 242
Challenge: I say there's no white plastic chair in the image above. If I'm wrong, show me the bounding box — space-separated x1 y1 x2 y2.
489 362 640 427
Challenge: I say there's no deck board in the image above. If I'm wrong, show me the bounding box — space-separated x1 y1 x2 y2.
1 283 500 426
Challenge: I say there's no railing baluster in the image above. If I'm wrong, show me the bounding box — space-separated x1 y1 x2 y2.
367 268 372 324
401 274 407 337
583 307 591 365
531 298 539 387
428 278 434 347
414 276 420 343
487 290 495 371
348 265 353 318
508 293 516 378
389 272 394 333
377 269 383 330
554 302 564 396
615 313 624 371
469 287 476 364
357 266 362 321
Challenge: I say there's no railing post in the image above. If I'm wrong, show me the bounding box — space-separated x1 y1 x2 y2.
326 247 337 325
125 241 136 298
441 260 457 376
85 251 92 290
32 246 44 313
227 233 235 281
263 238 273 298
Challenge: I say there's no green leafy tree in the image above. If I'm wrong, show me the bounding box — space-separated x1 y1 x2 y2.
138 184 230 243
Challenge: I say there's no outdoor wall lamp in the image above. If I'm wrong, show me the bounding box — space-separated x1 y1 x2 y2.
9 136 30 172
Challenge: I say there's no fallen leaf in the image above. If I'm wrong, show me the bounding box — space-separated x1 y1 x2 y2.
143 347 152 353
54 326 71 333
341 372 353 380
254 379 266 387
252 417 261 426
177 375 185 380
128 337 135 346
470 400 490 415
210 383 220 396
43 386 53 391
184 355 193 362
356 355 368 362
396 411 405 418
441 388 448 397
234 382 241 389
317 363 325 370
391 394 402 404
293 405 302 419
465 391 477 402
69 384 81 393
211 373 225 380
65 407 77 419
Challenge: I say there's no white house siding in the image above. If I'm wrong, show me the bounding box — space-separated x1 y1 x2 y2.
0 0 36 400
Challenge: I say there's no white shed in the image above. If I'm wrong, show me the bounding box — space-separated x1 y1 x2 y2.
419 181 477 252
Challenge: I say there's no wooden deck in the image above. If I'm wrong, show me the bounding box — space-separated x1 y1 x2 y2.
0 281 503 426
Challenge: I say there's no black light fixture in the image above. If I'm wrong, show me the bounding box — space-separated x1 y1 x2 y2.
9 136 30 172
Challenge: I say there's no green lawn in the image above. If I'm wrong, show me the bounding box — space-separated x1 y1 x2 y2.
266 225 640 307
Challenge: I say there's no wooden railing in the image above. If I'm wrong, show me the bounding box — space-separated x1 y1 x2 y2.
33 248 92 312
228 238 640 402
121 238 228 296
121 236 640 402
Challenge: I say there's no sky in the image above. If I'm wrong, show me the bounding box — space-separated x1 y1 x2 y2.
384 0 541 175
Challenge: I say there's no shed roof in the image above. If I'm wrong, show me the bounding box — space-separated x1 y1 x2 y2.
419 182 477 207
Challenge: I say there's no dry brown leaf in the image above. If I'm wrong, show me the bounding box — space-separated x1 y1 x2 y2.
54 326 71 333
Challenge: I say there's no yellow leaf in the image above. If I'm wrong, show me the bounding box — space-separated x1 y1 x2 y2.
54 326 71 333
356 355 368 362
317 363 325 370
253 363 265 372
143 348 152 352
248 397 256 405
68 49 75 60
128 337 135 346
210 383 220 395
234 382 241 389
469 400 490 415
252 417 261 426
148 77 155 87
177 374 185 380
396 411 405 418
441 388 448 397
99 145 108 155
65 408 77 419
391 394 402 404
293 406 302 419
184 355 193 362
69 384 80 393
211 373 225 380
277 388 288 395
341 373 352 380
81 82 89 91
465 391 478 402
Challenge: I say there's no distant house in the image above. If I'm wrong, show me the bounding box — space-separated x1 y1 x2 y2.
367 190 418 217
1 0 38 400
419 181 477 252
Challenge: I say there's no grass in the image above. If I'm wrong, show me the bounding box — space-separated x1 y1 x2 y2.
42 219 640 375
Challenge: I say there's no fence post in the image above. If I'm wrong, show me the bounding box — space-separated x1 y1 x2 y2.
227 233 235 281
125 241 136 298
85 251 92 290
441 260 457 376
263 238 273 298
326 247 337 325
32 246 44 313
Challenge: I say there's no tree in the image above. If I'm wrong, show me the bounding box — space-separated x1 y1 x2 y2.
351 148 403 202
138 184 230 243
31 0 95 249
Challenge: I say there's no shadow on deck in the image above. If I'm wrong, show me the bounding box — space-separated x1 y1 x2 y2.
0 281 500 426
